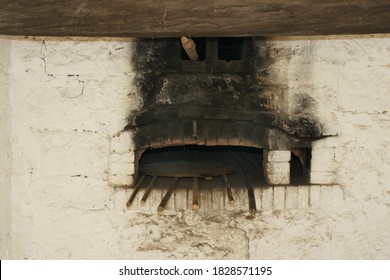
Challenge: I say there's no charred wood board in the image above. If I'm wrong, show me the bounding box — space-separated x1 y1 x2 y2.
1 1 389 37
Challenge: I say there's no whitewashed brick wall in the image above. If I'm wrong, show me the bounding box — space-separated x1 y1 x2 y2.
1 35 390 259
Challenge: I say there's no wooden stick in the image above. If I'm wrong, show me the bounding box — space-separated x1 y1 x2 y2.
126 174 145 207
222 174 235 203
229 152 257 214
141 176 157 204
157 177 179 213
181 36 199 61
192 177 200 210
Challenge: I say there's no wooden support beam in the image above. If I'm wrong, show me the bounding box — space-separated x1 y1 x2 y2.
0 1 389 37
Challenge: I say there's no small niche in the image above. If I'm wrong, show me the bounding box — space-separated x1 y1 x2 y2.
290 148 312 185
218 37 245 61
180 37 245 61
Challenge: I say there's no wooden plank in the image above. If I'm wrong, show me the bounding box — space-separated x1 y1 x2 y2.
0 1 389 37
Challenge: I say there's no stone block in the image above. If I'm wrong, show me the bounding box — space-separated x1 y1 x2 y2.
147 188 164 212
264 162 290 174
200 186 213 211
109 131 132 154
108 162 134 177
311 137 339 149
311 147 335 172
273 186 285 209
265 172 290 185
261 187 274 211
310 172 336 185
233 188 248 212
108 174 133 187
109 152 135 165
263 149 291 162
285 186 299 209
309 185 321 208
212 187 226 211
174 188 189 211
298 186 310 209
253 187 263 210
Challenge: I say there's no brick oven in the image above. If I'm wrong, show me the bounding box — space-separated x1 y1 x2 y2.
106 36 337 213
1 1 390 260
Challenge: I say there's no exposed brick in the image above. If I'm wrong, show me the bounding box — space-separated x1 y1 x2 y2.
264 149 291 162
309 185 321 208
285 186 299 209
273 186 286 209
147 188 164 212
108 174 133 187
261 187 274 211
311 137 339 149
265 172 290 185
109 162 134 177
109 152 135 164
264 162 290 174
174 188 189 211
200 185 213 211
311 147 335 172
234 188 249 212
212 187 226 211
298 186 310 209
310 172 336 185
110 131 133 154
253 187 263 210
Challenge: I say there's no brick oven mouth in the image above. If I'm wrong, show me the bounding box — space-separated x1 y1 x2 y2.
124 36 323 213
127 145 311 213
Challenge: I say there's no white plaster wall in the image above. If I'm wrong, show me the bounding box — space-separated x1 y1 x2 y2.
0 38 12 258
0 35 389 259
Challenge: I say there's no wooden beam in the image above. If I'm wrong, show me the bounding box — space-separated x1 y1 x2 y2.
0 1 389 37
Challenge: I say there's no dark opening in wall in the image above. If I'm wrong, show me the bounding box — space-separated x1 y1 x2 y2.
180 37 245 61
218 37 245 61
139 145 265 186
290 148 312 185
138 145 265 187
132 145 264 212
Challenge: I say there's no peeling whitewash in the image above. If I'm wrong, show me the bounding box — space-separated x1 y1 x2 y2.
0 35 390 259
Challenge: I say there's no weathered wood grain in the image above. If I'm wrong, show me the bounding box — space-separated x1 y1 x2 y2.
0 0 389 37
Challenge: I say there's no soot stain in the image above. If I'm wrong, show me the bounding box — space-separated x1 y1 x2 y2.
129 37 324 140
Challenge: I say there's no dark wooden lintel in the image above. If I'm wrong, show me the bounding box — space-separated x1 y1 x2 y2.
0 1 389 37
